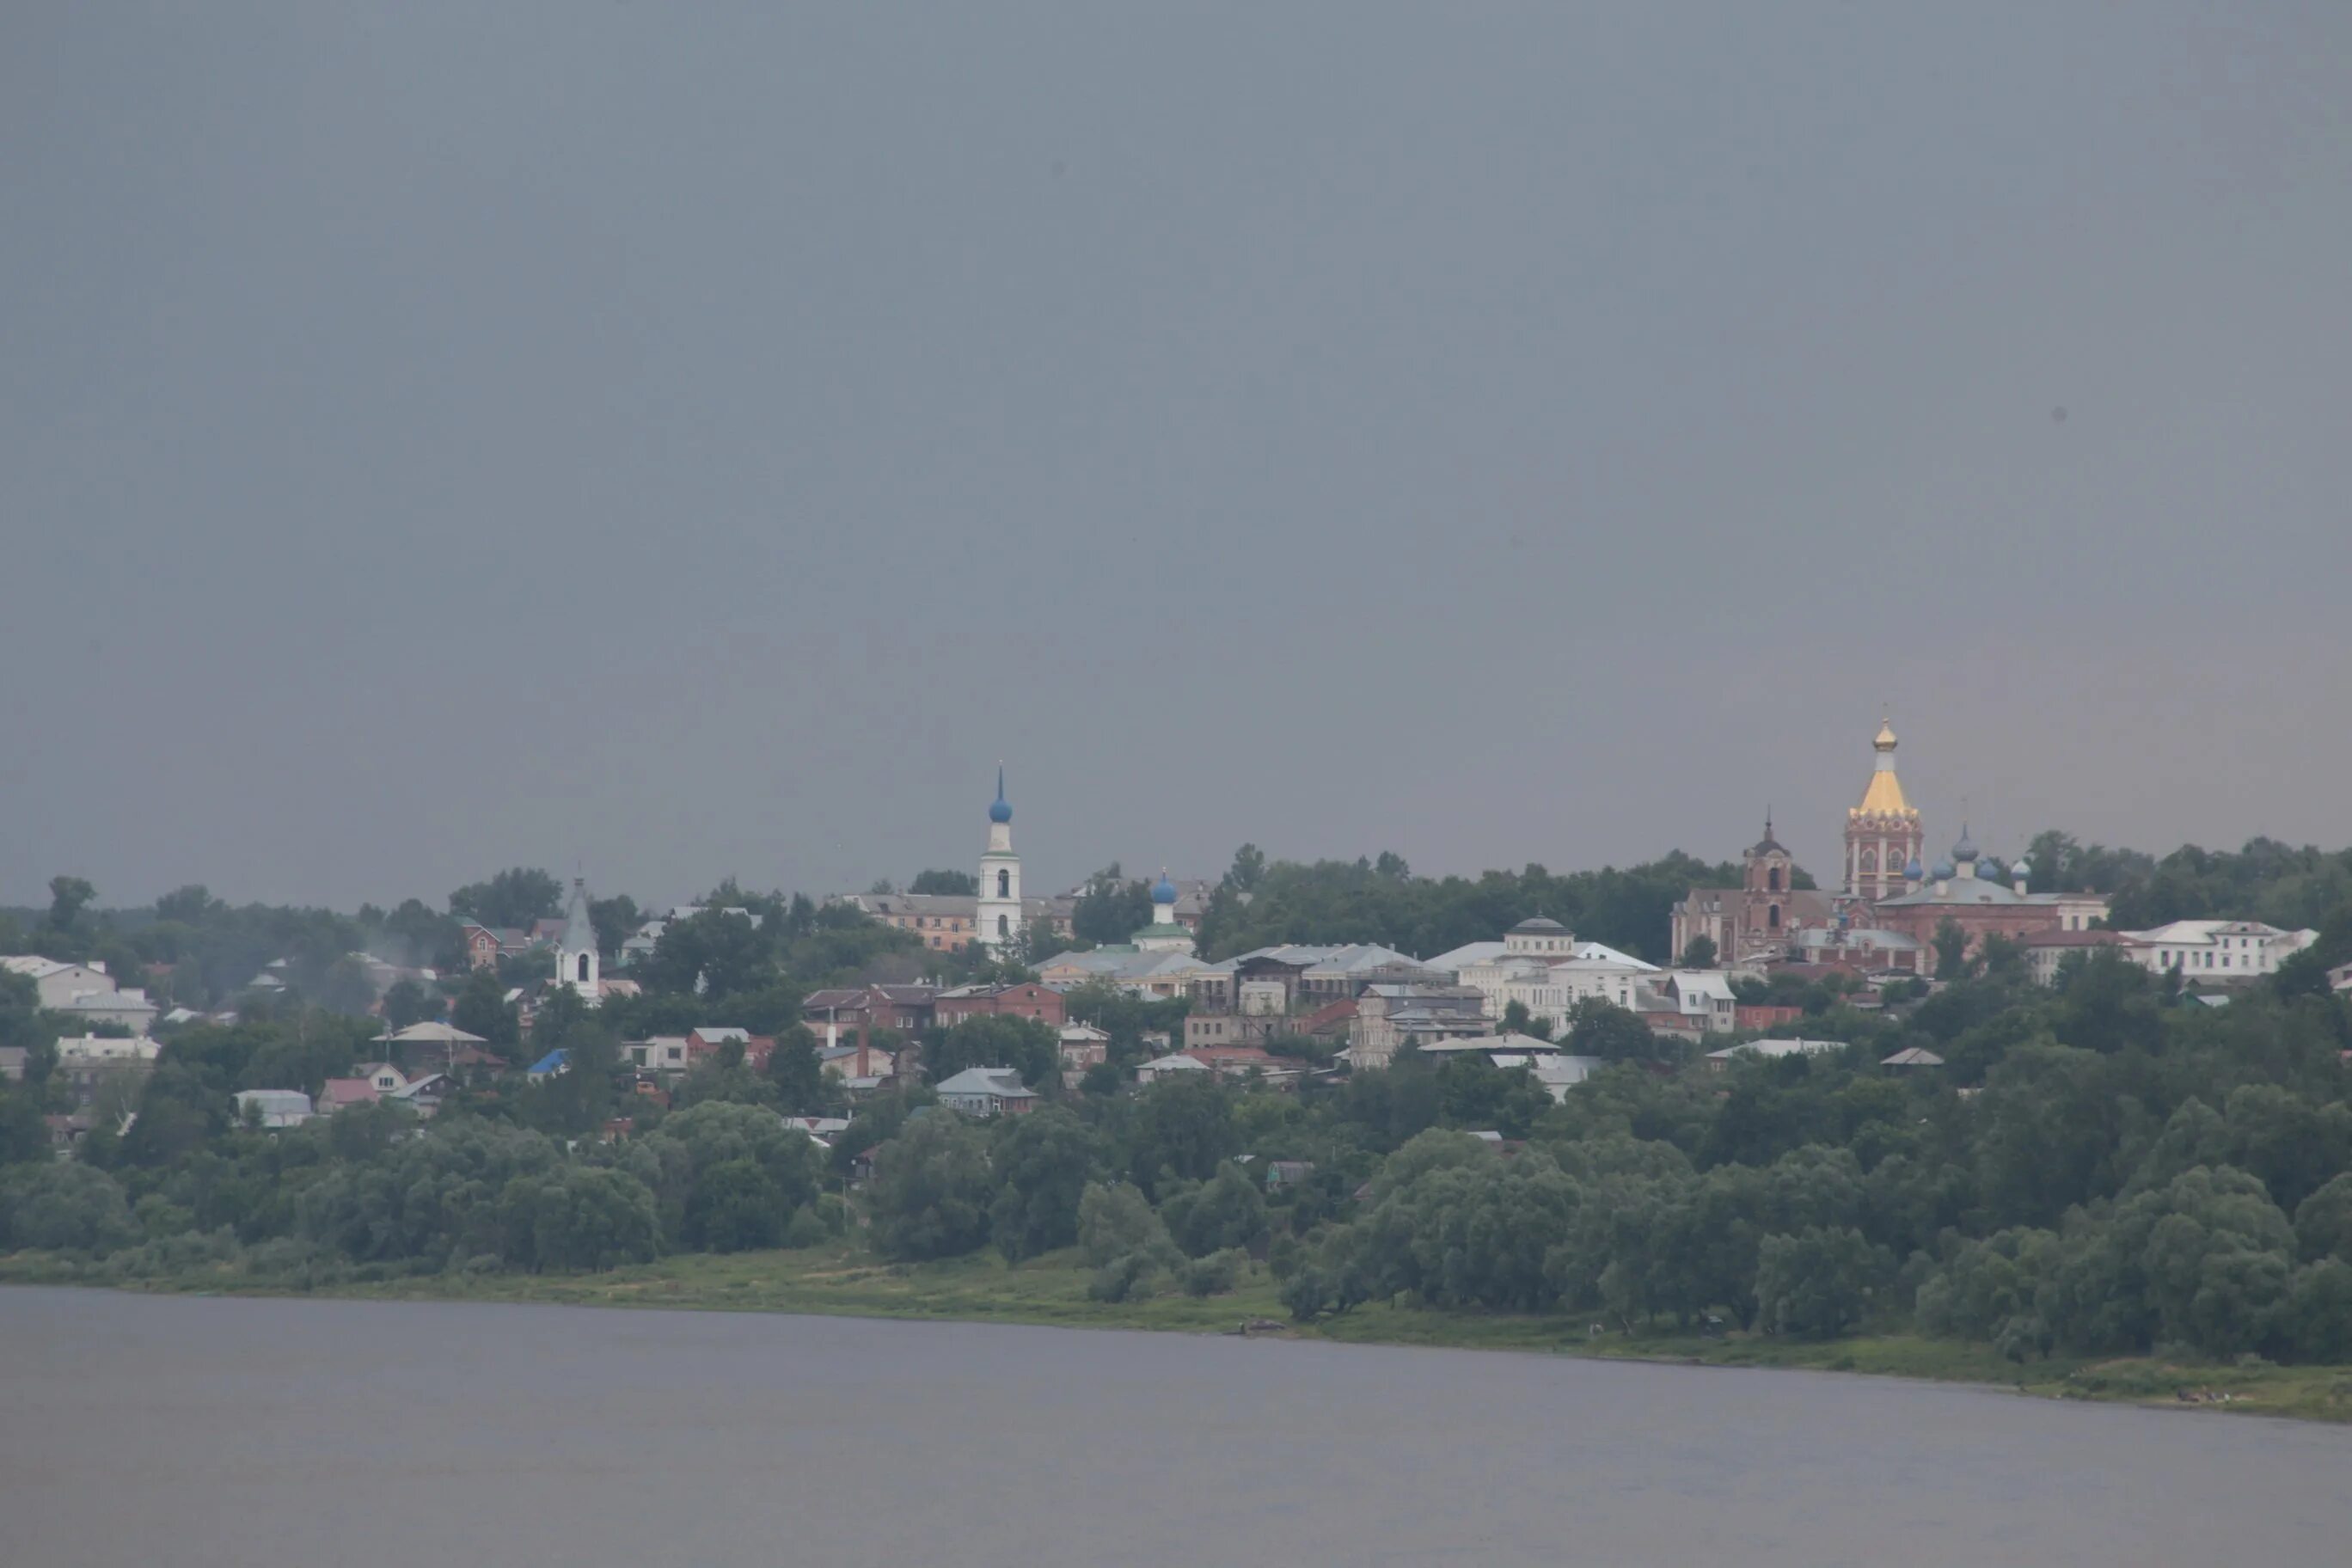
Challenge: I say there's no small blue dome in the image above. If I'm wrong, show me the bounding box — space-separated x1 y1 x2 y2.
1951 823 1978 861
1904 857 1925 881
1151 873 1178 905
989 766 1012 824
1932 860 1956 881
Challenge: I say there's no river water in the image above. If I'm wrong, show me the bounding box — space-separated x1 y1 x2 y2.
3 1286 2345 1565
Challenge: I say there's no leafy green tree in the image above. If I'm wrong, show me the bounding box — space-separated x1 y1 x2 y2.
764 1026 840 1115
641 907 775 998
46 875 96 935
2281 1259 2352 1361
1073 867 1155 945
1159 1162 1270 1259
869 1112 994 1260
452 970 522 1057
1076 1180 1173 1268
0 970 42 1052
989 1106 1106 1260
0 1085 47 1166
318 955 378 1016
1075 1179 1181 1299
909 869 978 897
1436 1056 1553 1138
1755 1226 1883 1338
588 894 641 960
648 1100 821 1246
380 979 434 1031
499 1165 660 1271
1353 1143 1581 1310
1127 1075 1236 1197
1182 1249 1246 1296
1931 916 1973 979
374 898 464 971
683 1157 787 1253
1679 934 1718 969
927 1015 1058 1090
155 885 223 926
1566 998 1667 1064
447 868 563 931
1225 844 1266 893
0 1162 136 1253
2294 1173 2352 1262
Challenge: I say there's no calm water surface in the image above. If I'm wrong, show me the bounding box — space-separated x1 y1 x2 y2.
3 1286 2347 1565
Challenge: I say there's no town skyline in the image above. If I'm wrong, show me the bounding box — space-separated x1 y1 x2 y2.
6 716 2343 916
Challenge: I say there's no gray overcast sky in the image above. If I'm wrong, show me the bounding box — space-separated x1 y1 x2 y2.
5 4 2349 913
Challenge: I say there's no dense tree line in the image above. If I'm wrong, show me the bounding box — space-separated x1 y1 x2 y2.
1191 849 1745 964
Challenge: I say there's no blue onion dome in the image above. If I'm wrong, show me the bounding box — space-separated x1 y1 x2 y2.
1932 860 1956 881
1979 855 2006 880
1152 872 1178 905
1951 823 1978 861
1904 856 1926 881
989 767 1013 824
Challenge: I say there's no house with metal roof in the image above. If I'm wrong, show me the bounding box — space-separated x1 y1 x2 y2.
1705 1038 1847 1072
933 1067 1038 1117
233 1088 315 1128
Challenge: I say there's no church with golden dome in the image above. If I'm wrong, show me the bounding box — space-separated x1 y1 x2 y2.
1669 720 2110 975
1844 720 1926 902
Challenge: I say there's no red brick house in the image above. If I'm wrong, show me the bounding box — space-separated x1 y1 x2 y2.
802 985 938 1043
934 983 1066 1029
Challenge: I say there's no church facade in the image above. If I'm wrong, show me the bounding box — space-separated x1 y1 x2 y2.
1668 817 1837 968
1669 720 2105 974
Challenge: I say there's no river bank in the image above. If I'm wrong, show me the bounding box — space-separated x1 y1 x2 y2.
7 1243 2347 1422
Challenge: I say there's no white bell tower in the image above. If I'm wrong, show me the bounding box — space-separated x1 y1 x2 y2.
976 765 1022 952
557 876 600 1004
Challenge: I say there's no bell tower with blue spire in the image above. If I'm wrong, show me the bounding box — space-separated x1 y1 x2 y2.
977 764 1022 952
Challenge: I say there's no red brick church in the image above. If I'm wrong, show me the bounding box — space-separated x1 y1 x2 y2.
1670 721 2108 975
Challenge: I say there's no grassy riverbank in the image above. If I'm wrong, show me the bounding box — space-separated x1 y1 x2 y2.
8 1244 2349 1423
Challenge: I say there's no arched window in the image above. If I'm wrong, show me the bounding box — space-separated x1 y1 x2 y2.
1859 849 1876 874
1767 903 1781 930
1767 867 1784 892
577 953 591 983
997 914 1010 937
996 869 1010 898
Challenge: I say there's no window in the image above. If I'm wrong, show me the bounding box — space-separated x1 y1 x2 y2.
1767 904 1781 930
997 870 1010 898
577 953 591 983
998 914 1009 937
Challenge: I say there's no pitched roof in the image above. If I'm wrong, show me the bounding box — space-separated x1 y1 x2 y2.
1707 1038 1847 1061
934 1067 1034 1098
380 1020 488 1045
558 879 597 957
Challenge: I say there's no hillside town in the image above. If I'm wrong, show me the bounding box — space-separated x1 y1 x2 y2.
4 722 2337 1153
